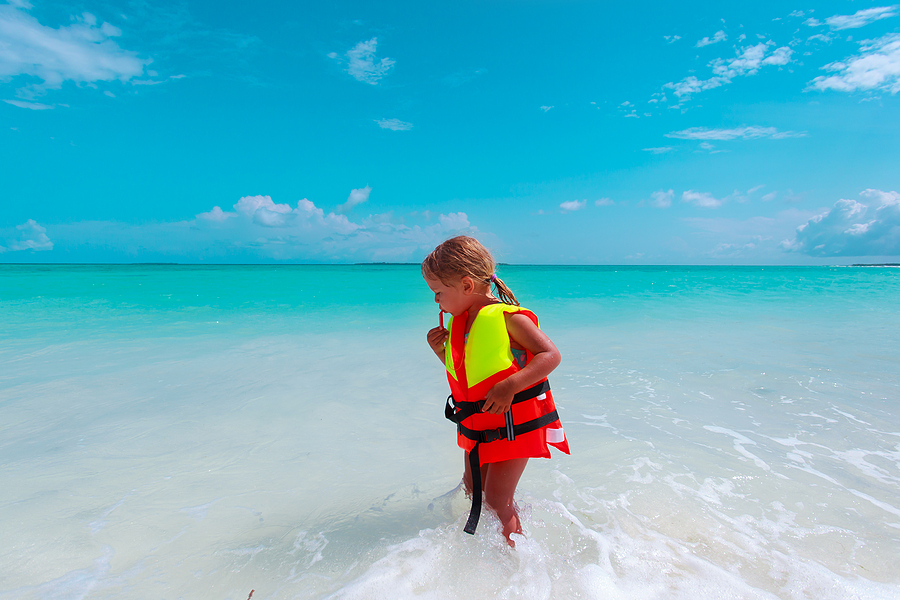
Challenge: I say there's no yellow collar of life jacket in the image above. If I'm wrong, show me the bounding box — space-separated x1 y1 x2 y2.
445 303 529 400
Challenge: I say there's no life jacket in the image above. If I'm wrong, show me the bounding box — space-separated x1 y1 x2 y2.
443 303 570 533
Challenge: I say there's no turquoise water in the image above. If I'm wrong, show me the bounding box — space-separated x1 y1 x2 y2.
1 265 899 599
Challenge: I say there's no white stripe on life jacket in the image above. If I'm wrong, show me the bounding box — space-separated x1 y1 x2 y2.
546 428 565 444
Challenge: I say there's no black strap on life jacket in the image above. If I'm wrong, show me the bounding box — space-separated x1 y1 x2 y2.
444 380 556 534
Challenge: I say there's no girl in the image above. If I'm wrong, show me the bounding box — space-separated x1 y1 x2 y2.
423 236 570 546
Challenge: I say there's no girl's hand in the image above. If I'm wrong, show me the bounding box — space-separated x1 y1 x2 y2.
482 379 514 415
427 326 449 362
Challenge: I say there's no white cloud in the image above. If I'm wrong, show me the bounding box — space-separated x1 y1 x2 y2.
338 38 394 85
665 75 726 97
725 189 749 203
643 146 674 154
807 33 834 44
747 185 765 194
540 105 554 112
0 3 146 98
438 212 470 230
825 6 898 31
665 43 793 99
3 99 52 109
559 199 586 212
666 126 807 140
664 35 682 43
762 191 778 202
375 118 413 130
762 46 793 67
711 43 792 78
696 30 727 48
682 190 723 208
0 219 53 252
197 206 234 222
336 185 371 213
595 198 614 206
809 33 900 94
29 197 477 262
782 189 900 256
651 189 674 208
232 195 294 227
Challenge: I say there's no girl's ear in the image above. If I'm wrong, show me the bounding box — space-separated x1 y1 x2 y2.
460 275 475 295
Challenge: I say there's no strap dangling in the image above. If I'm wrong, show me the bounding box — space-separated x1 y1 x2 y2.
463 444 482 534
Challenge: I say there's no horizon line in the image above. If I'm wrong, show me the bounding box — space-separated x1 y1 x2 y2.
2 262 898 268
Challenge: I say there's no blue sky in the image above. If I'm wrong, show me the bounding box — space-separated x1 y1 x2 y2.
1 0 899 264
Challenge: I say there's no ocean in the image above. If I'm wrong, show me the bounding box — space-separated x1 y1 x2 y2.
1 264 899 599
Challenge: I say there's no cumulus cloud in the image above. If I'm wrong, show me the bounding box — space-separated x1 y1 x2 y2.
14 195 476 262
682 190 723 208
825 6 898 30
595 198 614 206
782 189 900 256
664 43 793 99
0 3 147 99
375 118 412 130
336 185 371 213
0 219 53 252
559 199 586 212
197 205 233 222
666 126 807 140
696 30 727 48
650 189 674 208
333 38 394 85
809 33 900 94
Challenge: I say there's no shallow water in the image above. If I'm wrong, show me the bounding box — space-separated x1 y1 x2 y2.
1 265 899 599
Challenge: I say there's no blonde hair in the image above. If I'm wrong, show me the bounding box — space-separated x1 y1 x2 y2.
422 236 519 306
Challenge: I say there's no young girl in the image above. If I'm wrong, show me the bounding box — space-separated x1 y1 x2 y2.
423 236 570 546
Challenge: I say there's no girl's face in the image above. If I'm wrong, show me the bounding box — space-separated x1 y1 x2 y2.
424 275 472 317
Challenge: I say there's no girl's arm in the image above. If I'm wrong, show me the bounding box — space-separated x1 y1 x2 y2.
427 326 449 364
482 312 561 415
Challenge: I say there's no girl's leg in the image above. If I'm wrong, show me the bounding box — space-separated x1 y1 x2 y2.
462 453 529 546
483 457 529 546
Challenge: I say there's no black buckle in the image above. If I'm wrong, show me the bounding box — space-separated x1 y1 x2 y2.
480 428 504 443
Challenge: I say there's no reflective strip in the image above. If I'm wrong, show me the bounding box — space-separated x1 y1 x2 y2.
546 428 565 444
536 393 546 401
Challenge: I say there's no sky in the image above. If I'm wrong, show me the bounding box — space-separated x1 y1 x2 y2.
1 0 899 264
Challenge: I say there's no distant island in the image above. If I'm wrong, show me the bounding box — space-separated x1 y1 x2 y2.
851 263 900 267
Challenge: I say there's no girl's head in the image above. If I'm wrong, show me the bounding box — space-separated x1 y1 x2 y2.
422 236 519 307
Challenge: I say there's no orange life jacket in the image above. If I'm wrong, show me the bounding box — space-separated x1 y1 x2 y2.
443 303 570 533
